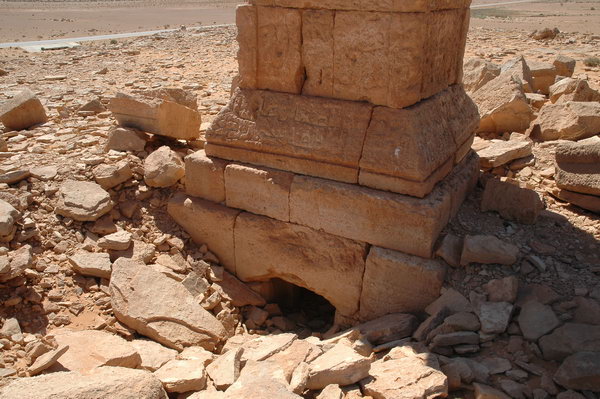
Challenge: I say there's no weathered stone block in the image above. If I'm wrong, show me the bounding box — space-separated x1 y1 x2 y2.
302 9 335 98
109 92 201 140
0 88 47 131
256 6 304 93
185 150 228 203
421 9 469 99
234 212 368 316
205 89 371 182
359 247 447 320
290 153 478 258
359 85 479 196
236 5 258 88
167 193 239 273
224 164 293 222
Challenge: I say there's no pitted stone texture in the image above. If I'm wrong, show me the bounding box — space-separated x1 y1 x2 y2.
109 90 200 140
359 247 447 320
205 88 371 183
236 5 258 89
225 163 293 222
167 193 239 273
531 101 600 141
0 88 48 131
234 212 367 317
359 85 478 197
110 257 227 351
290 153 479 258
185 150 229 203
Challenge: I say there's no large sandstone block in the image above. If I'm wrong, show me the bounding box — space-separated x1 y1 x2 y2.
302 9 335 98
290 152 479 258
236 5 468 108
421 9 469 99
207 87 478 197
224 163 293 222
531 101 600 141
234 212 368 317
359 85 479 197
359 247 446 320
167 193 239 273
109 90 201 140
250 0 471 12
205 88 372 183
236 5 258 89
256 6 304 93
185 150 228 203
0 88 47 131
473 73 534 134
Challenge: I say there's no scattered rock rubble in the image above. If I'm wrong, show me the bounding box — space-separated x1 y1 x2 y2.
0 14 598 399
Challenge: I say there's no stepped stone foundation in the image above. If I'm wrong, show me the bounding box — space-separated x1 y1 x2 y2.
170 0 479 324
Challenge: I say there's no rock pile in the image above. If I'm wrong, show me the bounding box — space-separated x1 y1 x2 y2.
0 6 598 399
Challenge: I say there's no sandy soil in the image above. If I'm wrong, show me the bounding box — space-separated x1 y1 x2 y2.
1 0 600 43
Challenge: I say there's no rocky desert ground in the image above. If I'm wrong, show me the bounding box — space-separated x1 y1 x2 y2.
0 1 599 398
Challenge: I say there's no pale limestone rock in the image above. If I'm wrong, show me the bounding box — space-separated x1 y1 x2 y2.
109 258 227 351
0 367 167 399
144 146 185 187
206 347 243 389
460 235 519 266
216 271 266 307
30 165 58 181
463 58 501 93
55 180 113 222
0 198 19 237
226 360 302 398
0 317 21 337
98 230 132 251
528 62 557 94
241 333 297 363
153 358 207 393
93 161 133 189
0 244 33 282
473 73 534 134
531 102 600 141
553 55 576 77
0 88 48 131
361 351 448 399
109 90 201 140
476 139 533 168
131 339 178 372
104 127 148 152
478 302 513 334
68 250 112 279
317 384 344 399
28 345 69 376
549 78 600 104
306 344 371 390
49 329 141 372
